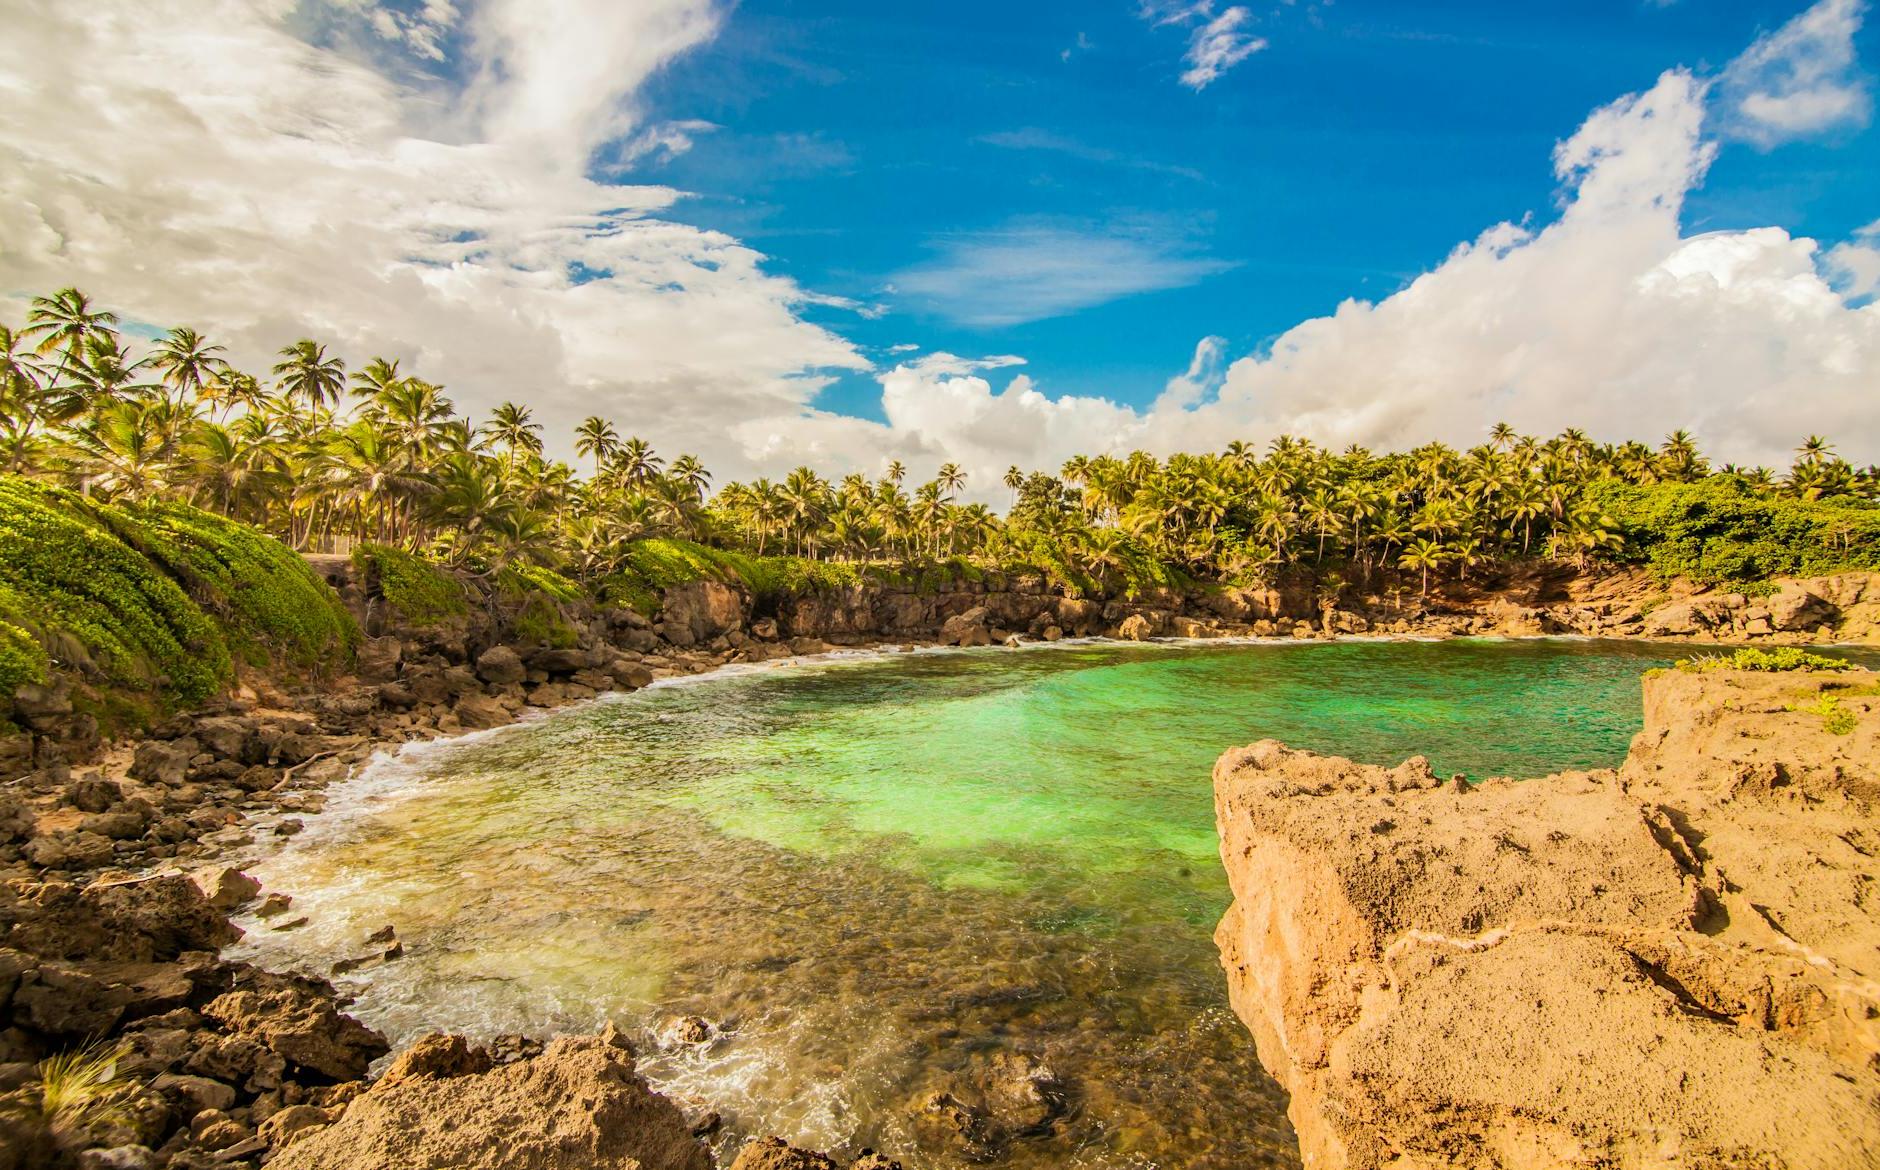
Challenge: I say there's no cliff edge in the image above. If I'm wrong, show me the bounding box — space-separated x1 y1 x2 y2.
1213 665 1880 1169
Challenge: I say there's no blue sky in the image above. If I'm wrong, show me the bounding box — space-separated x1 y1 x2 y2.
4 0 1877 492
629 2 1880 422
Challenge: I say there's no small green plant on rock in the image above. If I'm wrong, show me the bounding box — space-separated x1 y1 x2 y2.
1786 693 1859 735
1 1040 137 1154
1676 647 1854 674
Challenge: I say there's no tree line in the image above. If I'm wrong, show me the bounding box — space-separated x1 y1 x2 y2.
3 287 1874 597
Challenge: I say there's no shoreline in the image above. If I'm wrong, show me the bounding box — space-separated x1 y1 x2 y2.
4 573 1878 1168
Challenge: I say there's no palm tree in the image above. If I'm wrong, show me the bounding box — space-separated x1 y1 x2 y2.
669 454 711 500
23 287 118 392
1399 538 1448 600
150 327 227 403
1003 464 1023 511
937 461 966 498
611 437 663 489
271 340 346 410
574 416 618 477
481 402 543 469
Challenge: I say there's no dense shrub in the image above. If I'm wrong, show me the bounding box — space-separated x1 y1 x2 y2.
351 543 467 623
0 478 230 706
99 501 357 670
1589 479 1880 585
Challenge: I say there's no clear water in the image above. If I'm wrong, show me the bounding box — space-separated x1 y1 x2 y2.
230 638 1827 1168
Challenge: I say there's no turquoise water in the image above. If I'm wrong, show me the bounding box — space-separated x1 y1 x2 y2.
233 638 1807 1169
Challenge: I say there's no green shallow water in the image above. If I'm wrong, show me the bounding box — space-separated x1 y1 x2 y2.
232 638 1854 1168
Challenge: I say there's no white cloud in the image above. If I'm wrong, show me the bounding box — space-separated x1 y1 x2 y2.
0 0 868 482
770 64 1879 502
1716 0 1871 145
1826 219 1880 298
1181 7 1266 89
1153 335 1228 411
1141 2 1267 90
892 222 1234 327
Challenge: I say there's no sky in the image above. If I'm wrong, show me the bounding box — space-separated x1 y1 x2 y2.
0 0 1876 502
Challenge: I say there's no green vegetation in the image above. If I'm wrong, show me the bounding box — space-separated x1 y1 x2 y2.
98 500 356 670
1591 479 1880 585
1676 647 1856 674
352 543 466 623
0 476 356 715
0 477 230 706
2 285 1875 613
1786 693 1859 735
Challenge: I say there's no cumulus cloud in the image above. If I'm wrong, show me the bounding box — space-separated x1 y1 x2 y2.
774 61 1879 503
1826 219 1880 298
0 0 868 481
892 222 1234 327
1716 0 1871 144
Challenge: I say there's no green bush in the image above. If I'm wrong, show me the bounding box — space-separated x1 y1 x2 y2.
0 478 229 706
99 500 357 670
352 543 467 624
1676 647 1855 674
1589 478 1880 585
0 620 49 699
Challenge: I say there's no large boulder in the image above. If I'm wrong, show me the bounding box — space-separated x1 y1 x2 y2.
939 607 992 648
354 636 403 683
1115 614 1154 642
201 980 389 1081
6 875 239 963
1768 584 1837 632
473 650 526 688
269 1032 710 1170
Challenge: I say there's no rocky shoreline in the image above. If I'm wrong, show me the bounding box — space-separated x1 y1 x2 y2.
1212 664 1880 1168
4 562 1879 1168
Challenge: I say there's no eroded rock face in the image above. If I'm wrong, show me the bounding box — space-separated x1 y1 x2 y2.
1213 667 1880 1170
269 1032 712 1170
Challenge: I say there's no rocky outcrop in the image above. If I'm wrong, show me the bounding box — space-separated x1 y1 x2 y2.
0 870 391 1169
1213 666 1880 1169
270 1029 711 1170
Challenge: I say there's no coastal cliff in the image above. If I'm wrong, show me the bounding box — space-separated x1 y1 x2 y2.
1213 665 1880 1169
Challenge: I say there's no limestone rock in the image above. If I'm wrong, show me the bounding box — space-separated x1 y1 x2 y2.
1115 613 1153 641
1212 667 1880 1170
268 1034 711 1170
202 981 389 1081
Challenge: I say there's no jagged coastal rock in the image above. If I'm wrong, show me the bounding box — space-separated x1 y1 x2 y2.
1213 666 1880 1168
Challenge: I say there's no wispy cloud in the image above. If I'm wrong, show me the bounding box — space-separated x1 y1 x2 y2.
1716 0 1871 145
1140 2 1267 90
1061 30 1094 63
977 128 1205 181
892 221 1234 327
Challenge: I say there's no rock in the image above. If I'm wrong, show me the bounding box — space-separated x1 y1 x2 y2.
201 982 390 1081
1768 584 1837 632
128 740 192 786
258 1103 333 1148
1115 613 1153 641
255 893 293 918
190 867 262 912
658 580 747 647
660 1016 712 1047
939 607 992 648
609 660 655 690
64 775 123 813
729 1137 837 1170
268 1035 712 1170
152 1072 237 1115
378 1033 491 1085
473 645 526 685
1212 666 1880 1170
527 647 591 675
76 1147 158 1170
454 694 511 731
355 635 403 683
